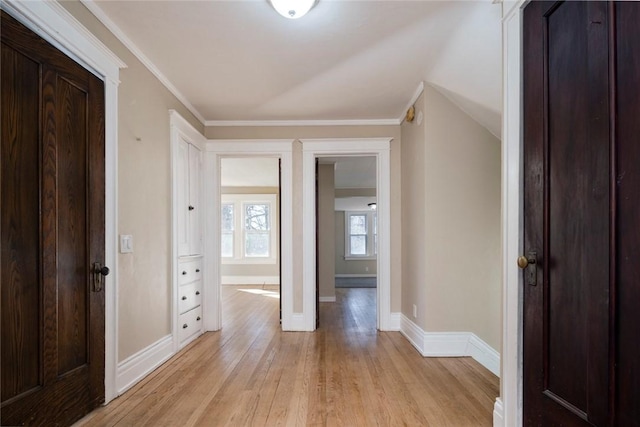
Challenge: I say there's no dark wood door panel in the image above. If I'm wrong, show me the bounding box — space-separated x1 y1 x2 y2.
0 39 42 404
614 2 640 424
1 10 105 426
524 1 611 425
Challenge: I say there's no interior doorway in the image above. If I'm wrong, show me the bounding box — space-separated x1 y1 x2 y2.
219 157 281 325
316 157 378 327
301 138 393 331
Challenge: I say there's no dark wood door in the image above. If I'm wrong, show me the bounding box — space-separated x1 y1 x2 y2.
1 11 106 426
523 2 640 425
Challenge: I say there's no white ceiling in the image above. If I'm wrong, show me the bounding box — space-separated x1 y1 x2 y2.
321 156 376 189
86 0 502 136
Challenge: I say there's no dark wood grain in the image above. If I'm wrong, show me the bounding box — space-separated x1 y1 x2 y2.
614 3 640 424
1 10 105 425
1 36 41 403
524 2 640 426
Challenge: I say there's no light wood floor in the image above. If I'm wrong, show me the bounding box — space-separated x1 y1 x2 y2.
76 286 498 426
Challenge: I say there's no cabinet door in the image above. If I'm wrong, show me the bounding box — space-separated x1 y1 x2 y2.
188 144 202 255
176 138 190 257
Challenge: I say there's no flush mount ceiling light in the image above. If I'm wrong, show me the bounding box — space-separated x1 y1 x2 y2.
269 0 318 19
368 202 377 210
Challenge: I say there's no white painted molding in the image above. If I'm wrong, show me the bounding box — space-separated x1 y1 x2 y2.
319 296 336 303
80 0 206 124
1 0 125 404
400 315 501 377
115 335 174 395
398 81 425 124
493 398 505 427
205 140 294 332
301 138 393 332
221 276 280 285
500 1 527 426
205 118 400 127
287 313 307 332
389 312 401 331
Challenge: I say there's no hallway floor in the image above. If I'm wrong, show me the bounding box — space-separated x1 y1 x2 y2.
76 286 498 426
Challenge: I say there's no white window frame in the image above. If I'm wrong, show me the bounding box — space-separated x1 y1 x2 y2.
221 194 277 264
344 210 377 260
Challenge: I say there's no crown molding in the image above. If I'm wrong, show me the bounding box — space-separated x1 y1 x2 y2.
80 0 206 125
205 118 401 127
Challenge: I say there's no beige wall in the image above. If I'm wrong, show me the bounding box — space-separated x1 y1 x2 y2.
220 187 280 279
334 211 377 275
401 85 501 349
317 165 336 299
61 1 203 362
207 126 402 313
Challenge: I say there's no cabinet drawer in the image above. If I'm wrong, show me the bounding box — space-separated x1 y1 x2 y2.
178 259 202 285
178 306 202 343
178 280 202 314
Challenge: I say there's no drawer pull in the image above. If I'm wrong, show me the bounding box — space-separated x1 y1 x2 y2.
182 271 187 275
196 316 201 321
196 269 200 273
181 296 187 301
195 291 200 296
182 324 188 329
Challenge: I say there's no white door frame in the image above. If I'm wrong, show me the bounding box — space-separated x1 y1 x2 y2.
496 1 527 426
204 140 294 331
301 138 393 331
1 0 126 403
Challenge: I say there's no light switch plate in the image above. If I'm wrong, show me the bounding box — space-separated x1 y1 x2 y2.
120 234 133 253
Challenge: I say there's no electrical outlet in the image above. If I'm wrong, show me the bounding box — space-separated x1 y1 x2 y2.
413 304 417 318
365 266 369 272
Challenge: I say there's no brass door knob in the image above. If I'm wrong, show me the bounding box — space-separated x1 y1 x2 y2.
517 254 536 269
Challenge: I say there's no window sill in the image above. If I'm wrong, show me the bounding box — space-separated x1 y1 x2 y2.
344 256 377 261
222 258 277 265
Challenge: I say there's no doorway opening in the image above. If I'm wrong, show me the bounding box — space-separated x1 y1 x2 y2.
317 157 378 328
301 138 393 331
219 157 281 326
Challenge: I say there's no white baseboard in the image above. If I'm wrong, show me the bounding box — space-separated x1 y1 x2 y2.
399 315 500 377
468 334 501 377
493 398 504 427
284 313 307 331
116 334 174 395
319 296 336 302
389 312 401 331
335 274 377 278
221 275 279 285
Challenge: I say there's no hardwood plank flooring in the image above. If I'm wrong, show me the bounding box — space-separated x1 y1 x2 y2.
75 286 498 426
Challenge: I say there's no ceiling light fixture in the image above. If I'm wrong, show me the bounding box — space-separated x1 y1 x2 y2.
269 0 318 19
368 202 377 210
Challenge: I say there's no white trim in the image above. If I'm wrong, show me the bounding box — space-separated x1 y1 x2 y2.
221 276 280 285
1 0 125 404
493 398 505 427
115 335 174 395
389 312 401 331
344 210 377 259
500 1 527 426
205 140 295 331
400 315 501 377
335 274 377 278
319 296 336 303
398 81 425 123
80 0 205 124
290 313 306 331
205 118 400 127
301 138 393 331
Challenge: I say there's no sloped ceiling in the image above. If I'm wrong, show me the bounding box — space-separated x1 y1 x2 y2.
86 0 502 136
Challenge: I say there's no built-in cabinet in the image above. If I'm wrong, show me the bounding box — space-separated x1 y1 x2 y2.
172 112 204 349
